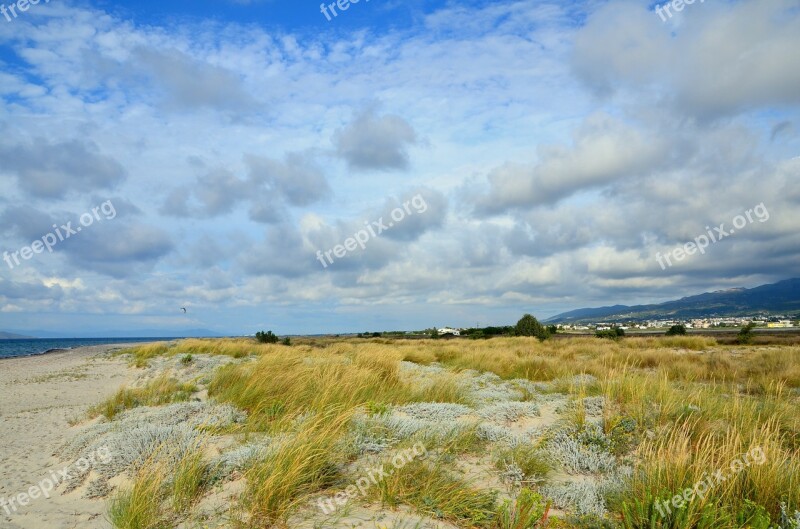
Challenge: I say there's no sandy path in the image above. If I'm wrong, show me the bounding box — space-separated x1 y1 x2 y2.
0 345 135 529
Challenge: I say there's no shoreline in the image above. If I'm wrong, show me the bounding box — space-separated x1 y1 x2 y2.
0 339 175 361
0 348 71 361
0 343 137 529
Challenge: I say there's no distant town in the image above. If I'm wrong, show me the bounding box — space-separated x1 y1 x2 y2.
361 315 799 339
555 315 797 332
428 314 800 336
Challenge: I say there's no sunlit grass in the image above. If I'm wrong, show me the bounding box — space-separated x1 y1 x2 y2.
122 338 283 367
89 373 197 420
370 456 498 527
241 410 352 527
208 349 472 431
616 417 800 528
109 441 211 529
98 335 800 527
171 445 211 513
109 462 167 529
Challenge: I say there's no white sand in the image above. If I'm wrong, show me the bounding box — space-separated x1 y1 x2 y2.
0 345 134 529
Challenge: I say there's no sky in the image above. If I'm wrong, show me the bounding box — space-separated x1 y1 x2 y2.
0 0 798 337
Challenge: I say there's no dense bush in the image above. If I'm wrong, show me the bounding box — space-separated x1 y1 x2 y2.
596 328 625 340
515 314 550 341
737 323 757 345
255 331 279 344
462 326 515 339
665 324 687 336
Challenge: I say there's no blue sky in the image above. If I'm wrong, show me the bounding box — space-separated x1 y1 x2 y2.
0 0 798 337
93 0 433 31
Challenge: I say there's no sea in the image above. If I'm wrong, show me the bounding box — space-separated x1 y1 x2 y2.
0 338 178 359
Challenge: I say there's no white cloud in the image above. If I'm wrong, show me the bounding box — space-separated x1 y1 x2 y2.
0 0 798 334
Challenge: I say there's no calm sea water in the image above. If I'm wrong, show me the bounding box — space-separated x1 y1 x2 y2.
0 338 177 359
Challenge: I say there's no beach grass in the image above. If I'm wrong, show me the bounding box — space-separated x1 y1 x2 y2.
88 373 197 420
92 336 800 529
240 410 352 526
122 338 285 367
108 462 168 529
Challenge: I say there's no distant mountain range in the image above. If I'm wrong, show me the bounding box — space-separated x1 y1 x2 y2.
0 332 35 339
547 278 800 324
0 329 225 339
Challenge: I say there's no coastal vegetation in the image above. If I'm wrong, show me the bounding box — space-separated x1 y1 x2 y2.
68 335 800 528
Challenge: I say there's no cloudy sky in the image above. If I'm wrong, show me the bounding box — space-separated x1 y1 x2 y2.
0 0 798 336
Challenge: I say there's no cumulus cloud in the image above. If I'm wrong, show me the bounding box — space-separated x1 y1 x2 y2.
301 188 447 273
161 169 251 218
0 277 64 302
132 48 257 112
239 222 316 278
0 205 60 242
474 114 669 214
0 204 173 278
0 138 125 199
572 0 800 118
771 121 795 142
372 188 448 242
64 222 174 278
333 108 418 171
246 153 331 207
161 153 330 221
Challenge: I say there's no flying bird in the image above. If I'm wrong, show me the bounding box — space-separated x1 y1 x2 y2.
181 307 187 313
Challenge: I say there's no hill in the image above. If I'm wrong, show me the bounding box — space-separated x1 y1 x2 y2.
0 332 34 340
547 278 800 323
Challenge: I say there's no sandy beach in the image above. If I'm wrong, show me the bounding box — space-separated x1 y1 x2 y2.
0 345 135 529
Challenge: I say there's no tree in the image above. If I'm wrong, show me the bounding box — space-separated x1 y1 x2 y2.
737 323 757 345
469 330 486 340
666 324 687 336
281 337 292 346
515 314 550 341
255 330 279 344
547 325 558 335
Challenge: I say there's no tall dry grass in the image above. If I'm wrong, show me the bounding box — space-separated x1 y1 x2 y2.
104 335 800 528
600 369 799 524
619 417 800 528
208 347 471 431
109 441 211 529
89 373 197 420
122 338 292 367
241 410 352 526
123 336 800 389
